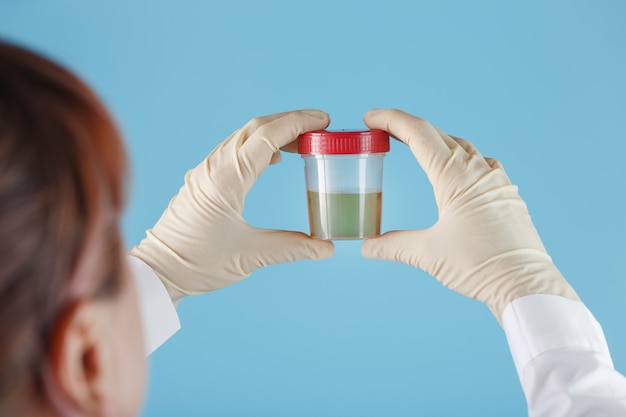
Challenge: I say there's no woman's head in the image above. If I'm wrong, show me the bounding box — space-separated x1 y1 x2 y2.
0 40 145 416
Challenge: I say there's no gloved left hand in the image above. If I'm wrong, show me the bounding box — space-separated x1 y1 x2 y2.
130 110 335 305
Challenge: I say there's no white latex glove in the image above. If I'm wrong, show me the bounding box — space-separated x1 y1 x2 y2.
361 109 579 321
130 110 334 305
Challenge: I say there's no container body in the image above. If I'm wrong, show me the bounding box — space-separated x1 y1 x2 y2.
302 153 385 240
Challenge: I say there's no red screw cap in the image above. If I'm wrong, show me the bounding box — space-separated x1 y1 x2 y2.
297 129 390 155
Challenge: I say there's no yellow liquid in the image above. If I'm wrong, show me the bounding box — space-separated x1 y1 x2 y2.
307 191 382 240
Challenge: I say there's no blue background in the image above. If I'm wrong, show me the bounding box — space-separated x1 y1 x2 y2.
2 0 625 415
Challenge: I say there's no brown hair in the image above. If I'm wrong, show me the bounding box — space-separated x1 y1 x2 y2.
0 40 128 414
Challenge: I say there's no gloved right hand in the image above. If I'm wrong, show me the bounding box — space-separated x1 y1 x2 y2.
361 109 579 322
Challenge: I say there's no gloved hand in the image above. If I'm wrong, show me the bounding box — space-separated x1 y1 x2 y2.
361 109 579 321
130 110 334 306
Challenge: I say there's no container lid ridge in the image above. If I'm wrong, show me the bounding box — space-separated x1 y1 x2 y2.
297 129 390 155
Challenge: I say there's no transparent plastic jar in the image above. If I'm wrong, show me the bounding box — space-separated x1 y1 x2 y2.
297 129 390 240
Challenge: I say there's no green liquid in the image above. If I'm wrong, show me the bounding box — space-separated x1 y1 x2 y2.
307 191 382 240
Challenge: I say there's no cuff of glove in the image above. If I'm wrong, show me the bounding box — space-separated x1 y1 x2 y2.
501 294 612 379
129 240 189 307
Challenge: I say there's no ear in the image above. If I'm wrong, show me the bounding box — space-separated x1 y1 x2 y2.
48 300 107 416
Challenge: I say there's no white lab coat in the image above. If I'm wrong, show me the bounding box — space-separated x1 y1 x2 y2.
127 256 626 416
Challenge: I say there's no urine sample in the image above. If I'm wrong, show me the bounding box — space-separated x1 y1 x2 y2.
297 129 390 240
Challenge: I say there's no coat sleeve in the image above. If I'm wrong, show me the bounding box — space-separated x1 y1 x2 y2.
502 294 626 416
127 255 181 356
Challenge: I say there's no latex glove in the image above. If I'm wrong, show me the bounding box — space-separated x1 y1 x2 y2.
130 110 334 305
361 109 579 321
